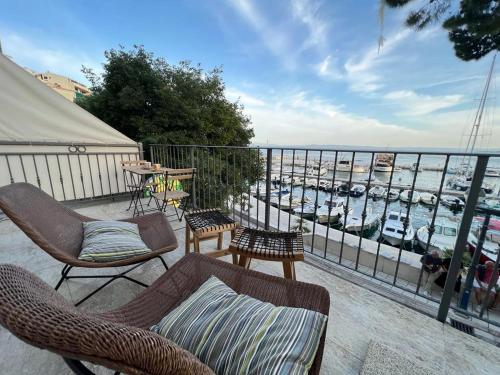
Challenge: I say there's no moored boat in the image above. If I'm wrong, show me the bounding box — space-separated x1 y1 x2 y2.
349 184 366 197
317 197 352 224
381 211 415 247
416 217 458 253
420 192 437 206
440 195 465 210
368 185 385 199
340 211 380 237
399 189 420 204
383 188 399 201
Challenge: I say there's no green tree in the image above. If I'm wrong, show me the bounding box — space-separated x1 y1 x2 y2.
76 45 254 146
384 0 500 60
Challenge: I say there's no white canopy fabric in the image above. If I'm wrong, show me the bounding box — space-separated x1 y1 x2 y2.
0 53 135 145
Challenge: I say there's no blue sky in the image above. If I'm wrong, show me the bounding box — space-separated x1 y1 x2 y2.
1 0 498 148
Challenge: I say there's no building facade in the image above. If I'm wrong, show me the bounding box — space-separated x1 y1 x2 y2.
34 72 91 102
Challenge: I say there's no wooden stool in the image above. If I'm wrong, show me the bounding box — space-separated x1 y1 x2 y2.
229 227 304 280
185 209 239 263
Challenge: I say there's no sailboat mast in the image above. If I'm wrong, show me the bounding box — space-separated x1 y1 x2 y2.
463 53 496 172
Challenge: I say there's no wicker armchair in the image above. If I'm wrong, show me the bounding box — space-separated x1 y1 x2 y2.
0 182 178 306
0 253 330 375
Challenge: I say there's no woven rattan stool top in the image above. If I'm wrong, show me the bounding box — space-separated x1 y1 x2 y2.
229 227 304 261
185 209 238 235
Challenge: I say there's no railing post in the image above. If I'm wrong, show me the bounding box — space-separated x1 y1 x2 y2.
150 145 155 164
138 142 144 161
191 146 197 209
264 148 272 230
437 155 489 323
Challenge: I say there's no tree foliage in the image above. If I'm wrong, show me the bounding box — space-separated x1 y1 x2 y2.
385 0 500 60
76 45 254 146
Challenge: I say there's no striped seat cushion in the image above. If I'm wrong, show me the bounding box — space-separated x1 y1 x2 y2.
151 276 327 375
78 221 151 262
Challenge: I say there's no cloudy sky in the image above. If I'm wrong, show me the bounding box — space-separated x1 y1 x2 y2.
1 0 498 148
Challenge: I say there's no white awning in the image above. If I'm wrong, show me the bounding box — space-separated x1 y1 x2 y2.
0 53 136 145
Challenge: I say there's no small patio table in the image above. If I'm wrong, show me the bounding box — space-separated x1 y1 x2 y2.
122 166 173 217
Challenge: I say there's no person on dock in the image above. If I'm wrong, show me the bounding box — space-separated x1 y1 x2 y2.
420 251 443 295
473 261 498 311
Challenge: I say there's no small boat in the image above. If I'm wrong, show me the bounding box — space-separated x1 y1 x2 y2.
349 184 366 197
463 187 486 204
416 217 458 253
324 181 340 193
340 211 380 237
482 182 494 194
293 203 317 220
275 194 302 211
368 186 385 199
485 168 500 177
373 153 394 173
383 188 399 201
318 180 330 191
410 163 423 172
306 166 327 177
381 211 415 247
399 190 420 204
316 197 352 224
290 177 304 186
335 159 365 173
440 195 465 210
338 182 350 195
468 228 500 263
419 192 437 205
447 176 470 191
305 178 318 189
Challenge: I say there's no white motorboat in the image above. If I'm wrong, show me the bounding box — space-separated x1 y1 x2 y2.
349 184 366 197
336 159 365 173
416 217 458 253
383 188 399 201
340 211 380 237
272 194 302 211
485 168 500 177
306 165 327 176
419 192 437 205
447 176 470 191
399 189 421 204
368 186 385 199
381 211 415 247
373 153 394 172
440 195 465 210
482 182 494 194
305 178 318 189
317 197 352 224
293 203 317 220
318 180 330 191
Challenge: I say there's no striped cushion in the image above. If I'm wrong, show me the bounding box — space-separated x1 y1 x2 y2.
151 276 327 375
78 221 151 262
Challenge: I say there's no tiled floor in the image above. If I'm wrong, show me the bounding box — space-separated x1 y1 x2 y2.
0 199 499 374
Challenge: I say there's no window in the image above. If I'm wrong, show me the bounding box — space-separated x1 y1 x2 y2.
388 214 398 221
443 227 457 236
434 225 443 235
386 227 395 232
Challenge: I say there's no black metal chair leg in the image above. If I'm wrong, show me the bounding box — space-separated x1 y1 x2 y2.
63 358 121 375
55 265 73 291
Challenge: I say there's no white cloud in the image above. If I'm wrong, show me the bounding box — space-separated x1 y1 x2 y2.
226 87 266 106
315 54 343 80
344 29 410 93
1 31 101 84
291 0 329 53
384 90 463 116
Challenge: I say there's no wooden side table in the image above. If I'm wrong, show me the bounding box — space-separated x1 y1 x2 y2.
229 227 304 280
184 209 239 263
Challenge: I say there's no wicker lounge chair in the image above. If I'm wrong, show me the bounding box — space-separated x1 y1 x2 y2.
0 253 330 375
0 182 178 306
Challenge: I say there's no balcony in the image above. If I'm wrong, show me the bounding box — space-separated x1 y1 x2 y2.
1 143 500 374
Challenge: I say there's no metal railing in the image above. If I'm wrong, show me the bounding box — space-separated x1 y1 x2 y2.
0 143 141 201
151 144 500 329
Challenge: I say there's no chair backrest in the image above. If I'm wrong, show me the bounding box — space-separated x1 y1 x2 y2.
120 160 147 166
0 264 214 375
0 183 87 261
163 168 196 199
